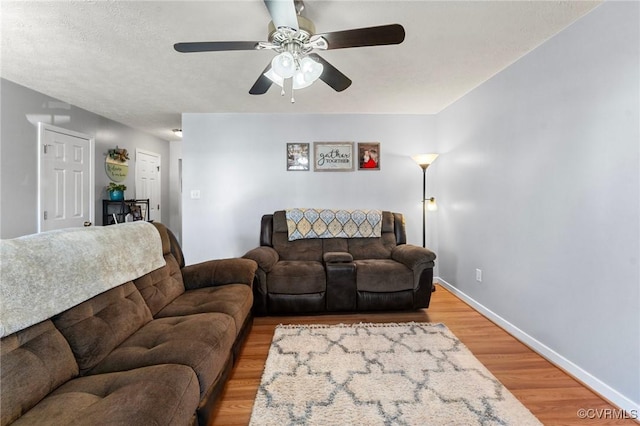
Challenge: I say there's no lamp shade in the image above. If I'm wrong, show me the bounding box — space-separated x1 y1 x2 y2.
412 153 439 168
264 68 285 87
292 56 323 89
271 52 296 79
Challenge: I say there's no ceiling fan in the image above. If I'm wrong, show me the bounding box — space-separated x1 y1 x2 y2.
174 0 405 102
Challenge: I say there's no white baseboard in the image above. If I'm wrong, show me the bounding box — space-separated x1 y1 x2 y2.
435 277 640 417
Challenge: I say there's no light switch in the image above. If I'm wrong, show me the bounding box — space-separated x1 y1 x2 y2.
190 190 201 199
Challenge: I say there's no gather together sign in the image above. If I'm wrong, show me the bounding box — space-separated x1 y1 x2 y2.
314 142 354 171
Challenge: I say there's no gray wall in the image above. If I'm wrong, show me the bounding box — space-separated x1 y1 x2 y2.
169 140 183 244
181 113 438 263
435 1 639 411
181 0 638 413
0 79 171 238
2 0 636 413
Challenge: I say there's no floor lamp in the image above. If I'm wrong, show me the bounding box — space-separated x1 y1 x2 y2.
411 154 438 248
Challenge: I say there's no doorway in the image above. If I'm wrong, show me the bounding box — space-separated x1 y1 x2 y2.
135 149 161 222
38 123 94 232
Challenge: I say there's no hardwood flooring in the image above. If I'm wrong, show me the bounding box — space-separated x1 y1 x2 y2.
210 285 638 425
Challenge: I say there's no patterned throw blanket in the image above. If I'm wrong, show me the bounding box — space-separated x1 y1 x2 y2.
0 222 166 337
286 208 382 241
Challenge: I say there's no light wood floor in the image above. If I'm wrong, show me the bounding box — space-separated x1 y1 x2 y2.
210 285 637 425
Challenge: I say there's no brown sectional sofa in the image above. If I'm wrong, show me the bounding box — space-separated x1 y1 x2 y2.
1 222 256 426
244 210 436 315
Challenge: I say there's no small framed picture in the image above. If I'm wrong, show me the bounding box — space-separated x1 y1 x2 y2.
130 204 143 221
358 142 380 170
286 143 310 171
314 142 354 172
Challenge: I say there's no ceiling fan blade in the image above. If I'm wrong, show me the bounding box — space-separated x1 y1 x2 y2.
264 0 299 31
249 63 274 95
174 41 260 53
309 53 352 92
317 24 405 50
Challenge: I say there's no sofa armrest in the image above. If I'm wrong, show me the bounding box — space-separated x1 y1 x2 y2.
323 251 354 263
243 246 279 273
391 244 436 270
181 258 257 291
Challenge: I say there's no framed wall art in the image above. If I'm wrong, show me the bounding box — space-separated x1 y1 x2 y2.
286 143 310 171
358 142 380 170
313 142 354 172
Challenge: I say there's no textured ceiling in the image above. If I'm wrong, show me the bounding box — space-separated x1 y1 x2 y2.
1 1 601 141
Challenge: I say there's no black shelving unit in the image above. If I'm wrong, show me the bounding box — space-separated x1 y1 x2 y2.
102 199 149 225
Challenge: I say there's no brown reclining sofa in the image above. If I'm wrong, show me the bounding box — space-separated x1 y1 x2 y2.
244 209 436 315
1 222 256 426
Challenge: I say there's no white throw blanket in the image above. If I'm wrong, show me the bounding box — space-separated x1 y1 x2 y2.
0 222 166 338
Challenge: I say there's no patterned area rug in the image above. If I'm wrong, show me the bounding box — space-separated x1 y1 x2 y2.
249 322 541 425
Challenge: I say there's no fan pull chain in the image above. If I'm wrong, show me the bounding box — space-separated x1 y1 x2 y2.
278 77 295 103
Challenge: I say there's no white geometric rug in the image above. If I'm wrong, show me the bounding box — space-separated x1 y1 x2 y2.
249 322 542 425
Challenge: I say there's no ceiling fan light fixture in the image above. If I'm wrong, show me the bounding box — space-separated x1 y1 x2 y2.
264 68 285 87
271 52 296 78
175 0 406 99
292 56 323 89
266 55 323 90
292 72 312 89
300 56 323 80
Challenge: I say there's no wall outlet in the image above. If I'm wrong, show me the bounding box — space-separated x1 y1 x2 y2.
190 189 201 199
475 268 483 282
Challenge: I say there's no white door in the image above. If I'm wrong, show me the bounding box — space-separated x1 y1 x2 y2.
135 149 161 222
38 123 94 232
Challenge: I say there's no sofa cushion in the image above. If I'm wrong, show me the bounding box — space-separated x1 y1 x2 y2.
128 221 187 317
354 259 415 292
348 233 396 260
88 312 236 397
134 254 186 317
322 238 349 253
1 320 79 426
53 282 153 374
272 233 323 262
12 364 199 426
272 211 323 261
267 260 326 294
155 284 253 334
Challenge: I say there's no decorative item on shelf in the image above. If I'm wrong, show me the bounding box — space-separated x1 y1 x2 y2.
105 146 129 182
411 153 439 248
108 146 129 162
102 199 149 225
106 182 127 201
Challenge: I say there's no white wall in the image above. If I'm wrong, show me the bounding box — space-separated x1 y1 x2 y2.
435 1 639 412
0 79 172 237
181 114 437 263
